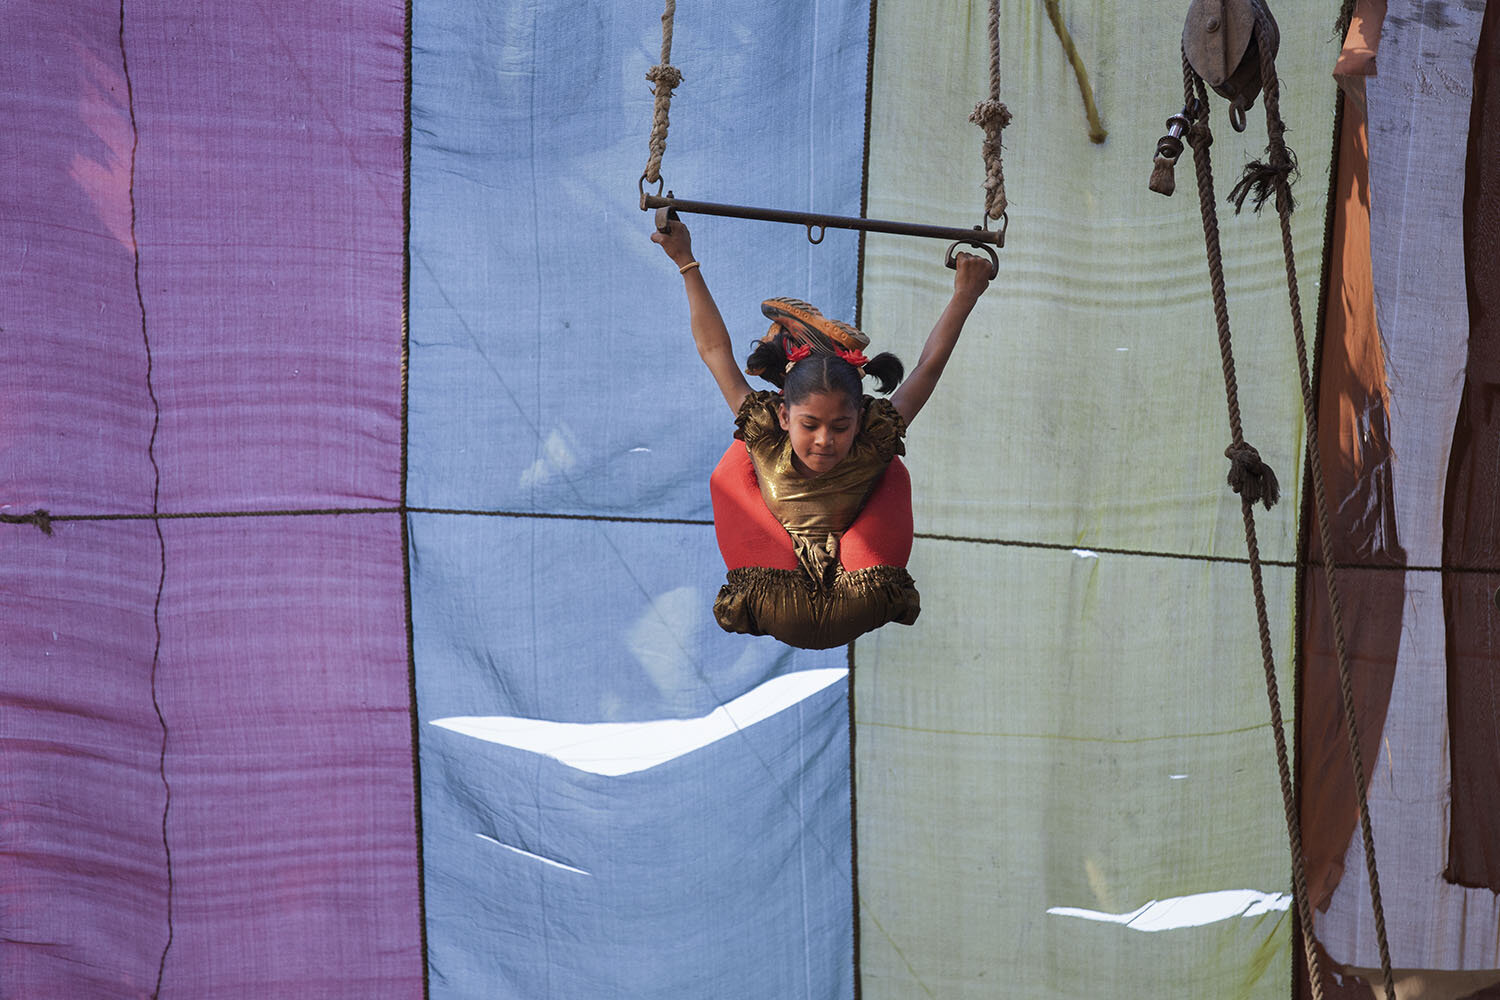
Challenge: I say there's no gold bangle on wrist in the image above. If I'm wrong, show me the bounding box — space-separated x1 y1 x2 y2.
679 260 701 275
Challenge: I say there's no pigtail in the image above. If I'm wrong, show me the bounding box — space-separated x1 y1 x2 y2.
863 352 904 394
744 330 790 389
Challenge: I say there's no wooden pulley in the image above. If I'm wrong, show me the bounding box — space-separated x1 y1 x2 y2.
1182 0 1279 131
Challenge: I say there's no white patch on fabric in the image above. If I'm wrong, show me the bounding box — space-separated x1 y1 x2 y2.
1070 548 1100 559
475 834 592 876
626 586 703 709
432 668 847 777
519 427 579 487
1046 890 1290 932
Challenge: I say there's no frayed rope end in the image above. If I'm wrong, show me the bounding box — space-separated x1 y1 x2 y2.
1225 444 1280 509
1 509 54 535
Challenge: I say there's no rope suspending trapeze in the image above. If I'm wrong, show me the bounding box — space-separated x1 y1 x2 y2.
1149 3 1395 999
637 0 1006 275
969 0 1013 222
642 0 682 187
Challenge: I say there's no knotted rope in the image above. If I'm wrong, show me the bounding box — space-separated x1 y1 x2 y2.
1228 144 1299 216
969 0 1011 221
1225 441 1280 508
1177 10 1397 996
1250 12 1397 996
642 0 682 186
1179 62 1325 999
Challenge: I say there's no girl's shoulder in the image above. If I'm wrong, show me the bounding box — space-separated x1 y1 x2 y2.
733 389 783 444
860 396 908 460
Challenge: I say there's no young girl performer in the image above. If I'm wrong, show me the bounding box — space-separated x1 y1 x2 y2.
652 220 993 649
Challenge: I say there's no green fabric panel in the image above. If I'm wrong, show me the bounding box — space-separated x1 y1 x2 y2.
856 1 1338 996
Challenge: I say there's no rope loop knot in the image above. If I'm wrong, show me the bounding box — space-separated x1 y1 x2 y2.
642 62 683 184
1185 119 1213 151
641 0 683 186
1224 442 1279 509
970 97 1013 133
1228 151 1298 215
645 63 683 91
969 98 1013 220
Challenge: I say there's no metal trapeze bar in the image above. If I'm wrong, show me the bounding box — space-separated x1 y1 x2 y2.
641 190 1005 248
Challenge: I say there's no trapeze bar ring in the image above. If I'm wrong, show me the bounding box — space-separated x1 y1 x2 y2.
1229 104 1248 133
945 232 1000 280
806 224 825 245
639 174 665 211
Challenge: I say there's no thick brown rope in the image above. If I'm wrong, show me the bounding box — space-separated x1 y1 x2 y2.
1179 53 1326 1000
970 0 1011 220
643 0 682 185
1252 18 1397 999
1043 0 1107 144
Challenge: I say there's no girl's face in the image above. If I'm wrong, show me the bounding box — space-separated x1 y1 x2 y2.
779 391 859 476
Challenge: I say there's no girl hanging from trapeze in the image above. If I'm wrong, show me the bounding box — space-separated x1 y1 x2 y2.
652 219 993 649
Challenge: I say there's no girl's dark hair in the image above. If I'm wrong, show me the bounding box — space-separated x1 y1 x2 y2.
744 330 904 406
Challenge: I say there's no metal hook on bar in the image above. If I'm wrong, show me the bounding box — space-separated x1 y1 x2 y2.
806 224 825 245
639 173 665 212
987 211 1009 249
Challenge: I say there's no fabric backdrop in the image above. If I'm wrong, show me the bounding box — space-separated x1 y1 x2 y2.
5 2 1494 999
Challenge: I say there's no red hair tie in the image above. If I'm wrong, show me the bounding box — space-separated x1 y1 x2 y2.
836 348 869 369
783 343 813 372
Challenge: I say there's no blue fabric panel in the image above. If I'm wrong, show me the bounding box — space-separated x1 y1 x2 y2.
420 666 853 1000
408 0 871 516
408 511 852 998
408 514 837 723
409 1 870 993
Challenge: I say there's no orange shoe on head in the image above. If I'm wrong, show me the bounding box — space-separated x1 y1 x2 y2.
759 297 869 354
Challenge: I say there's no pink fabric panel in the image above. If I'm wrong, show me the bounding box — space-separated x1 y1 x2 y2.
1 523 170 996
126 1 406 512
1 4 157 513
2 1 419 995
151 515 421 997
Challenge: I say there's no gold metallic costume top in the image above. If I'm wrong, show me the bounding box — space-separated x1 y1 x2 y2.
713 391 921 649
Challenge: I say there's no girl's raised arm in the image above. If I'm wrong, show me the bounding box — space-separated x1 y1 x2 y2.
653 221 752 414
890 253 993 426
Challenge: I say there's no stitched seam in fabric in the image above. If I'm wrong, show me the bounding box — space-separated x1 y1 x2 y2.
400 0 431 994
117 3 175 994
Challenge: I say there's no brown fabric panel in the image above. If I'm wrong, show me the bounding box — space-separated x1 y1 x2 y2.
1299 94 1406 915
1297 939 1377 1000
1460 979 1500 1000
1337 969 1500 1000
1333 0 1386 98
1442 0 1500 890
